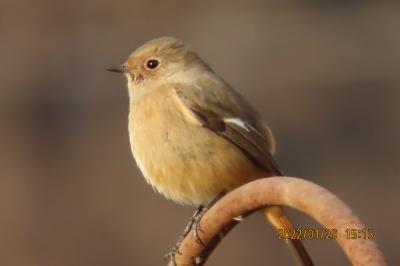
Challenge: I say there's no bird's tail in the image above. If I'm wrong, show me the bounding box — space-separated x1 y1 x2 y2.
262 206 313 266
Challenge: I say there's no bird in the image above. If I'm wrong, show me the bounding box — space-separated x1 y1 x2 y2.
107 37 312 265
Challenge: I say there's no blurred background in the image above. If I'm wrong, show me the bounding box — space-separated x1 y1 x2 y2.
1 1 399 265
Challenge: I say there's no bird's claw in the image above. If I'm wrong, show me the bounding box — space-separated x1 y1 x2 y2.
193 212 207 247
164 245 182 266
165 193 225 264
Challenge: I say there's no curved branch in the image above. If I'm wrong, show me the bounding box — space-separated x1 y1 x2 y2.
168 177 386 266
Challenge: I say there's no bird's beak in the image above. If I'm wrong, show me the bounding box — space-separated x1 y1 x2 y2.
106 65 127 73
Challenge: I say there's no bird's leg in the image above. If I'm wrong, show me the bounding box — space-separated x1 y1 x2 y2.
164 205 205 265
165 192 226 265
193 192 225 247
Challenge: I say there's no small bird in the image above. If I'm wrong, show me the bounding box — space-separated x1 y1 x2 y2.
108 37 312 265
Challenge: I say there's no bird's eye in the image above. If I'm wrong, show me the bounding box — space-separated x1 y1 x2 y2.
146 59 160 70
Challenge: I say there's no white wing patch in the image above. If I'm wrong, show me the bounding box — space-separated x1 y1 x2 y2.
224 118 250 132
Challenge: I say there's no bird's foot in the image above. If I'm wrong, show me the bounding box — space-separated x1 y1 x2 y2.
193 206 208 247
192 192 226 247
165 192 226 264
164 244 181 266
165 205 205 265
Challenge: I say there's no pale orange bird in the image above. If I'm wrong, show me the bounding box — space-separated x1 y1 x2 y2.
108 37 312 265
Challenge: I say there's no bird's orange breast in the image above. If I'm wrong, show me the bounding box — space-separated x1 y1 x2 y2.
129 87 264 206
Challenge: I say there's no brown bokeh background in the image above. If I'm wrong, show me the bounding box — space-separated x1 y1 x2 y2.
1 1 399 265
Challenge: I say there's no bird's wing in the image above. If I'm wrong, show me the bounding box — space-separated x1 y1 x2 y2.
173 82 283 176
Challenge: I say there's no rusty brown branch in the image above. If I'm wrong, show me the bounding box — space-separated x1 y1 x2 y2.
167 177 386 266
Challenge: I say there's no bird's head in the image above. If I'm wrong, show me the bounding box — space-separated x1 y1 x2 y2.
108 37 209 92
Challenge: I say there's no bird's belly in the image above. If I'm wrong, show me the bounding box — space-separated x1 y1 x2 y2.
129 93 264 206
